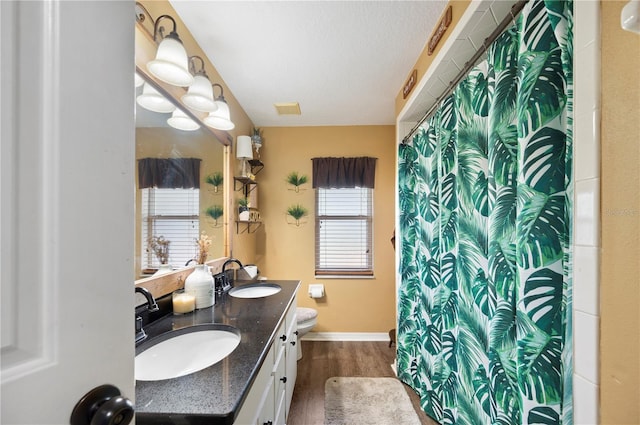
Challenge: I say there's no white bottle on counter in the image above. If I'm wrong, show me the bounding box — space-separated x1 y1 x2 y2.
184 264 215 309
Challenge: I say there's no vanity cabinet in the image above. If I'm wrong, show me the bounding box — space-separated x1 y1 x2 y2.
235 295 297 425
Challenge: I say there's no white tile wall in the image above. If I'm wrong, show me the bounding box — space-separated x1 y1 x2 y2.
574 374 600 425
574 311 600 384
575 178 601 247
574 108 601 181
573 246 600 316
573 1 601 424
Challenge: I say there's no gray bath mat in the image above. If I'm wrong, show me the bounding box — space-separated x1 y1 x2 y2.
324 377 421 425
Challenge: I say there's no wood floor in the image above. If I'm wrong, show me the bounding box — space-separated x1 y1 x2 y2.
287 340 438 425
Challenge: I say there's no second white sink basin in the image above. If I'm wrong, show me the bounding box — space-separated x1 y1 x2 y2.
135 324 240 381
228 283 282 299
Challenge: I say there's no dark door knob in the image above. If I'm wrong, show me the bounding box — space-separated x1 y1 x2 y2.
70 384 134 425
280 376 287 383
280 334 287 341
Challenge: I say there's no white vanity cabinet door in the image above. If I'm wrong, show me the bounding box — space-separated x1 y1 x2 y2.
273 343 287 423
285 314 298 416
234 344 275 424
274 385 287 425
255 376 275 425
234 295 298 425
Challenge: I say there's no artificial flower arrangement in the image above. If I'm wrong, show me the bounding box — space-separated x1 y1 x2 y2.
148 235 170 265
196 231 212 264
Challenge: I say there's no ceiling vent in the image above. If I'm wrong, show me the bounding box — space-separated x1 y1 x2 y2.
274 102 301 115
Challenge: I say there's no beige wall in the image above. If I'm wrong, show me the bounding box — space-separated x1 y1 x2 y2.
254 126 397 333
600 2 640 423
395 0 471 116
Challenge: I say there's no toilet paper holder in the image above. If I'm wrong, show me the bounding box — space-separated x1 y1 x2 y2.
308 284 325 298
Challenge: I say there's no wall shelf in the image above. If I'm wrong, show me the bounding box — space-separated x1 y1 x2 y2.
248 159 264 176
235 220 262 234
234 177 257 196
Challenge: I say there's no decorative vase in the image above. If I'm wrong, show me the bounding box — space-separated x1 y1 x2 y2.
152 263 173 277
239 207 250 221
184 264 215 309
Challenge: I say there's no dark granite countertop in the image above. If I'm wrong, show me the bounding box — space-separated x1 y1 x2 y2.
135 280 300 425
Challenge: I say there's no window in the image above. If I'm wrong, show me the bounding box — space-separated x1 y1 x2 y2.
315 187 373 276
141 187 199 269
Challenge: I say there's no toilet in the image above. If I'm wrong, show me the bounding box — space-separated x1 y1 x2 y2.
295 307 318 360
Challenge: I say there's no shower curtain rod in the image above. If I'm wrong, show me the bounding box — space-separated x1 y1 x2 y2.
401 0 529 144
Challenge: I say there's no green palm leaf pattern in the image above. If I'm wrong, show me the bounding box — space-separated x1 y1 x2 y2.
516 48 566 135
397 2 572 423
516 189 565 269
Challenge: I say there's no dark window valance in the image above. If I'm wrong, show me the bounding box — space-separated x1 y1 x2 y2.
138 158 202 189
311 157 377 189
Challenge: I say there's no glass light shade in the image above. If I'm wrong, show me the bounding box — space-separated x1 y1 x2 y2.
236 136 253 160
137 83 176 113
204 101 235 131
134 72 144 88
167 109 200 131
181 74 217 112
147 35 194 87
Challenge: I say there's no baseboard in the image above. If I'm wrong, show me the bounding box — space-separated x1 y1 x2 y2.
301 332 391 342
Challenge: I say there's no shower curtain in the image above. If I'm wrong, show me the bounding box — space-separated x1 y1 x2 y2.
397 1 573 424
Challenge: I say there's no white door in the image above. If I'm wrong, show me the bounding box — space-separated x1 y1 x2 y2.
1 1 135 423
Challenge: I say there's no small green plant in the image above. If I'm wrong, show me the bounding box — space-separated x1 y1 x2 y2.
286 171 308 193
287 204 308 226
237 197 249 210
251 127 263 140
204 205 223 227
205 172 223 192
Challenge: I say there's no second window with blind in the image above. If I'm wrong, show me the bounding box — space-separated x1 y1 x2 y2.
312 157 376 277
315 187 373 275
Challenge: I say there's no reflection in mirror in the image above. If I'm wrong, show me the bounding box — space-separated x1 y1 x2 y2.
134 76 225 280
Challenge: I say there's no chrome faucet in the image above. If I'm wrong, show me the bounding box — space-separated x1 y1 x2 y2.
135 287 159 344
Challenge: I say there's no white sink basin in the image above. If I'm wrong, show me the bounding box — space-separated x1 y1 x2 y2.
228 284 281 299
135 325 240 381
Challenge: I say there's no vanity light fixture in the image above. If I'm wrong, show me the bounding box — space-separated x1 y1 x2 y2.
181 56 218 113
136 82 176 113
146 14 193 87
204 84 235 131
167 109 200 131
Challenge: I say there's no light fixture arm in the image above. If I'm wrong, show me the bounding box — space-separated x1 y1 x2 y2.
153 15 180 43
134 3 182 44
212 83 226 102
189 56 208 77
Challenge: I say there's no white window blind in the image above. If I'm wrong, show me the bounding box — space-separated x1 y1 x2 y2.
141 188 199 269
315 187 373 275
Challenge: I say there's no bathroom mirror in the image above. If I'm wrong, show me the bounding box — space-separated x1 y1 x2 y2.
134 75 226 280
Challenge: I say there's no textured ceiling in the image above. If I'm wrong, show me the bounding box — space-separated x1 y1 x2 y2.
170 1 448 127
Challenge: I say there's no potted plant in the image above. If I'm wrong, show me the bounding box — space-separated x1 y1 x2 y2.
238 197 250 221
205 171 223 193
251 127 263 158
204 205 224 227
286 171 308 193
286 204 308 227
